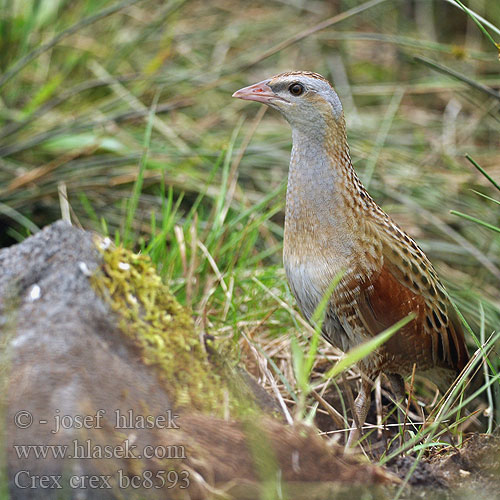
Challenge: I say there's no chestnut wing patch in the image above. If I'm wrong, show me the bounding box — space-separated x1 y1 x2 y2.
355 259 468 377
355 263 435 372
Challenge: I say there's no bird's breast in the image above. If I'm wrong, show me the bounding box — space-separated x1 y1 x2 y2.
283 222 384 354
283 254 335 322
283 252 374 353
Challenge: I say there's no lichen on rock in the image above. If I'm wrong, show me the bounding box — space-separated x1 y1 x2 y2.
90 238 231 415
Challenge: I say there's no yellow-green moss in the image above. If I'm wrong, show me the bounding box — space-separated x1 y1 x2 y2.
90 238 232 415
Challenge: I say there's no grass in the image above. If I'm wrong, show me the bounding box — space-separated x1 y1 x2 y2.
1 0 500 490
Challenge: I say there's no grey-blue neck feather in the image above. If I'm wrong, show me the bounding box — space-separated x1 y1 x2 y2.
286 128 345 229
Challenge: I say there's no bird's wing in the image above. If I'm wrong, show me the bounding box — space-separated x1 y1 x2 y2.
351 227 469 382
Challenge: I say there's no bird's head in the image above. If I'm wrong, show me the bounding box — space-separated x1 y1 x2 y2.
232 71 343 135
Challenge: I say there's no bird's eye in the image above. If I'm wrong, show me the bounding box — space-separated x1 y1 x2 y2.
288 83 304 96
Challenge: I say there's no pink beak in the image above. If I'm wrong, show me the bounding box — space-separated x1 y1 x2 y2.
232 80 277 104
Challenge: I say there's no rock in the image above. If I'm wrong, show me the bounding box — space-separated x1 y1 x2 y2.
0 221 393 499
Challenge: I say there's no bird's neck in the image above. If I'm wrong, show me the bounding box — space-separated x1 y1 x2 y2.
284 117 366 256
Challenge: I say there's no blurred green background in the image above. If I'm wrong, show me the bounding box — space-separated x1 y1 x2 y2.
0 0 499 357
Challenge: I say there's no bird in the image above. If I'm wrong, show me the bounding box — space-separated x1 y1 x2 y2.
232 71 470 446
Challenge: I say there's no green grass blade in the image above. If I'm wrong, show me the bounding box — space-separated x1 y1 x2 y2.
450 210 500 234
324 313 416 380
450 0 499 53
0 201 39 234
241 0 389 70
123 90 159 245
305 272 344 376
466 154 500 192
471 190 500 206
0 0 146 90
363 87 404 188
414 56 500 100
